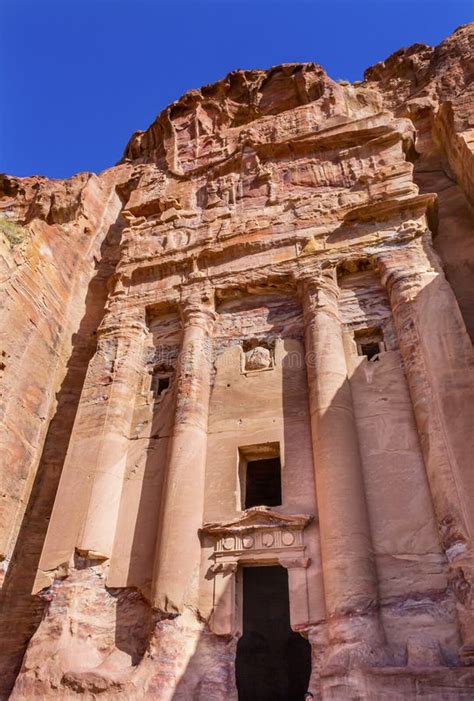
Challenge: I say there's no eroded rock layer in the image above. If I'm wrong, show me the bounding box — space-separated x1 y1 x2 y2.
0 24 473 700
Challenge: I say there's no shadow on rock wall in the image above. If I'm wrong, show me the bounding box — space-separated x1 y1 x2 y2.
0 207 125 699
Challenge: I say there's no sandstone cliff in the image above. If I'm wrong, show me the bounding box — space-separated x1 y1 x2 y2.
0 23 473 700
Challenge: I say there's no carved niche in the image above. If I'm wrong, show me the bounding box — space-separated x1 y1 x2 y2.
201 507 313 636
241 339 275 373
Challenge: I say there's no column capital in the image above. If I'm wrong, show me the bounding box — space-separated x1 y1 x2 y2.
294 261 338 293
180 281 216 330
293 262 339 321
376 249 437 300
97 307 148 340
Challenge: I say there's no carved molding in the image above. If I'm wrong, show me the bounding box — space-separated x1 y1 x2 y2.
203 508 314 636
202 506 313 568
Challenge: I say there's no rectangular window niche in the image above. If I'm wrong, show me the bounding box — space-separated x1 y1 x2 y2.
238 442 282 510
355 327 385 361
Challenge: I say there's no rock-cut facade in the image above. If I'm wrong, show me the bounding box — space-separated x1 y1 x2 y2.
0 24 474 700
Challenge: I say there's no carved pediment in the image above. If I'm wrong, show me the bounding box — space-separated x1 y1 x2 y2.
201 506 313 537
201 507 313 570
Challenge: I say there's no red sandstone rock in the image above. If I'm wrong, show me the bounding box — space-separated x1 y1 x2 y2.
0 23 473 700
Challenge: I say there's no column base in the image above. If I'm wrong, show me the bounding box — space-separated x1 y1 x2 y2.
322 640 391 676
322 610 389 675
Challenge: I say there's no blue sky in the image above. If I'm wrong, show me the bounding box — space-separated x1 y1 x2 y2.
1 0 472 179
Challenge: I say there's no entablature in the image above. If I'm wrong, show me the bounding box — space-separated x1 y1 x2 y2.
109 212 429 313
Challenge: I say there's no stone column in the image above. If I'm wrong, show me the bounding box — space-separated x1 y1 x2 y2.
34 308 147 589
152 282 215 613
297 264 385 665
377 238 474 658
77 308 148 560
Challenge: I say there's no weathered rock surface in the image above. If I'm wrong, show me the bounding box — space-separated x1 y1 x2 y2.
0 23 473 700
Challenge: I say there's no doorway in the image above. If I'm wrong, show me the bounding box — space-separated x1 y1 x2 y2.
236 566 311 701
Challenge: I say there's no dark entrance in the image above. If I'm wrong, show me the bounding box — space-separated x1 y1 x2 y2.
236 566 311 701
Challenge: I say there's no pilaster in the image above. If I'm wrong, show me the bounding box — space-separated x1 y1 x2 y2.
377 237 474 658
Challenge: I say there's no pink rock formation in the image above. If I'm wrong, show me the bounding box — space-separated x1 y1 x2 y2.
0 23 473 699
